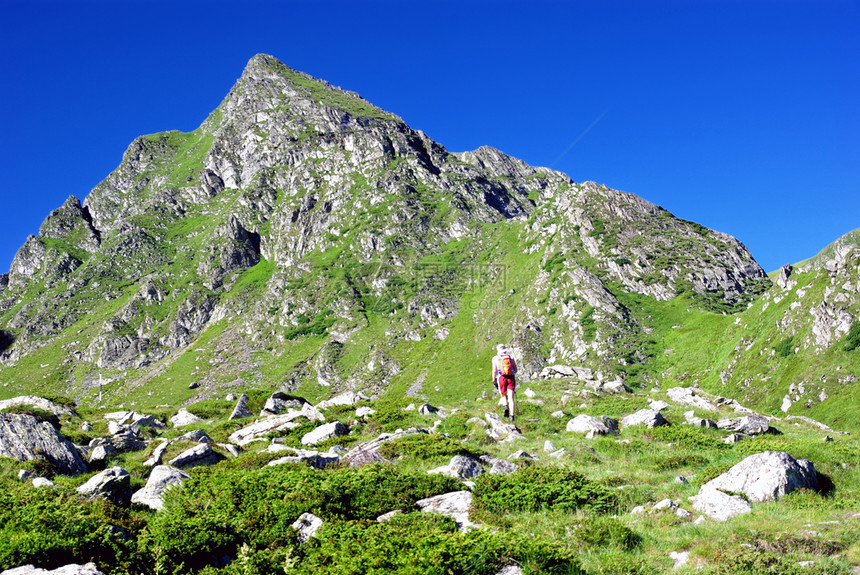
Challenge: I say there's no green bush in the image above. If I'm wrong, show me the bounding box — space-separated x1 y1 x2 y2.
774 336 795 358
378 433 482 462
185 399 235 420
473 466 618 515
140 463 462 573
844 320 860 352
285 513 583 575
645 425 727 451
0 481 145 573
568 516 641 550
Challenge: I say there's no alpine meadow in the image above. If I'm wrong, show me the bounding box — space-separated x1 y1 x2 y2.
0 55 858 575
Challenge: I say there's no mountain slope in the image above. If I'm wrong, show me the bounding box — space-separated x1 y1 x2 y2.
3 54 853 430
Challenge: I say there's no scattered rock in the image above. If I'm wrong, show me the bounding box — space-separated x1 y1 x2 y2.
355 406 376 418
480 455 518 475
551 410 566 418
168 444 219 469
188 382 200 390
228 394 253 420
675 476 689 485
268 449 341 470
342 428 429 467
0 413 87 475
429 454 485 480
315 391 369 410
669 551 690 569
702 451 817 504
0 395 77 417
169 408 202 428
722 433 747 444
717 415 771 436
620 409 668 429
301 421 349 446
418 403 438 416
144 440 171 467
544 440 556 452
77 466 131 505
648 400 670 411
666 387 718 411
291 512 324 543
131 465 190 511
508 450 536 460
415 491 479 531
693 484 753 521
566 414 617 436
89 444 118 465
227 404 326 445
376 510 402 523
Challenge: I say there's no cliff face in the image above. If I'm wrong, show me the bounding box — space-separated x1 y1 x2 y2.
0 54 796 412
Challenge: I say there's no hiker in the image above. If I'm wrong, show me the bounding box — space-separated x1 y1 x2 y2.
492 343 518 423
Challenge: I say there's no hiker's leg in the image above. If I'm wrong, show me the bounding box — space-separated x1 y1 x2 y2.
506 388 516 417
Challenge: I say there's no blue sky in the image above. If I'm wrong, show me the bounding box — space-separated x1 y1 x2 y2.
1 0 857 274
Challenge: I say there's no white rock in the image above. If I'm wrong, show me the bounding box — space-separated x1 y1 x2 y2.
692 484 753 521
32 477 55 488
301 421 349 446
669 551 689 569
701 451 817 503
543 440 556 452
131 465 190 511
416 491 479 531
169 408 202 428
291 512 323 543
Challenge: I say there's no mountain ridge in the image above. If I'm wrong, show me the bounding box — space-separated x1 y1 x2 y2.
0 54 856 435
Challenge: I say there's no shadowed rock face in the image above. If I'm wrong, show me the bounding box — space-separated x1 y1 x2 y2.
0 413 87 475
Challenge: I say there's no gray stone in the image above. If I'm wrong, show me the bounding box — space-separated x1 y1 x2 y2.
567 414 613 435
18 469 32 482
544 440 556 452
495 566 523 575
315 391 368 410
77 466 131 505
551 410 566 418
702 451 817 503
301 421 349 446
507 450 536 460
692 484 753 521
0 396 76 417
666 387 718 411
717 415 771 435
229 394 253 420
177 429 214 443
169 408 202 428
168 444 219 469
0 413 87 475
417 403 438 416
479 455 518 475
448 455 485 479
89 444 118 464
620 409 668 429
268 449 340 470
291 512 323 543
648 400 670 411
228 403 326 445
143 440 171 467
31 477 55 488
416 491 479 531
355 406 376 418
722 433 747 444
131 465 190 511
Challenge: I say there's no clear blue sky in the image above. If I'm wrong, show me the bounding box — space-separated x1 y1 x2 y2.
1 0 857 274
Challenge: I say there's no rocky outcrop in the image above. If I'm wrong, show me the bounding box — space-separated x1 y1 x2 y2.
131 465 190 511
0 396 76 417
702 451 817 504
342 428 429 467
2 564 104 575
0 413 87 475
415 491 479 531
620 409 668 429
301 421 349 446
76 466 131 505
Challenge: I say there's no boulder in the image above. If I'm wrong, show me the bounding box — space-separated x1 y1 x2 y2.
131 465 190 511
32 477 55 488
301 421 349 446
169 408 202 428
484 413 520 440
692 484 753 521
415 490 479 531
429 454 485 480
261 393 306 417
418 403 438 416
0 395 76 417
168 444 219 469
76 466 131 505
228 393 253 420
648 400 670 411
566 414 617 436
143 440 171 467
227 404 326 445
268 449 340 470
717 415 771 436
355 406 376 418
620 409 668 429
701 451 817 503
177 429 214 443
0 413 87 475
666 387 718 412
315 391 368 410
291 512 324 543
479 455 518 475
89 444 118 464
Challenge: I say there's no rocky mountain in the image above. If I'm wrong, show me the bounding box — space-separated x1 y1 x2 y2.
0 54 855 431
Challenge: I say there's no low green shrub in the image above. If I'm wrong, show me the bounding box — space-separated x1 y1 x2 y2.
185 399 235 420
473 466 618 515
140 463 462 573
649 452 710 471
378 433 482 462
644 424 728 451
0 481 145 573
843 320 860 352
568 515 641 550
